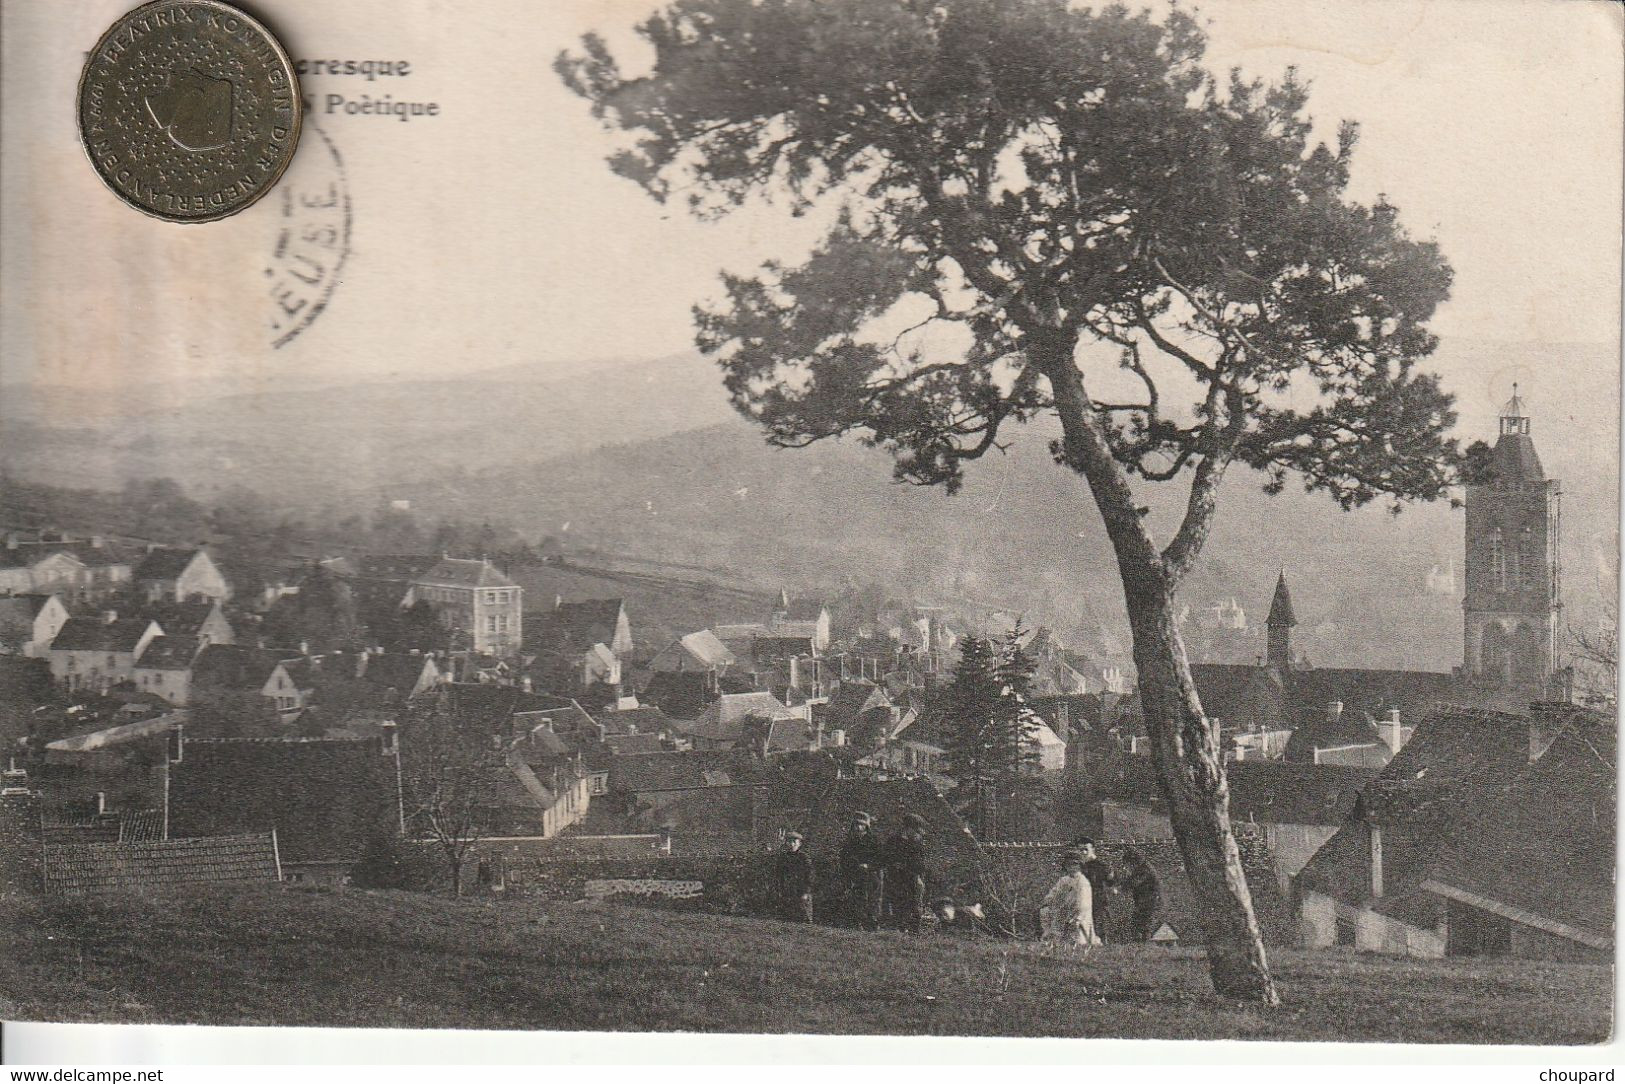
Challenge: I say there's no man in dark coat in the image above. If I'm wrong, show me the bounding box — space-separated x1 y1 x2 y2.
838 811 885 930
884 812 930 933
1075 837 1115 941
1120 846 1162 943
772 831 815 923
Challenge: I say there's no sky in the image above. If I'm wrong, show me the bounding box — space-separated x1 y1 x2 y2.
0 0 1620 406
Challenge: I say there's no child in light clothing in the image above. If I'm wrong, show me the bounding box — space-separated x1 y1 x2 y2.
1040 851 1101 946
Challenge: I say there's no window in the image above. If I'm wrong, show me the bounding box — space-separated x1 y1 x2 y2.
485 590 500 605
1488 530 1505 589
486 615 497 633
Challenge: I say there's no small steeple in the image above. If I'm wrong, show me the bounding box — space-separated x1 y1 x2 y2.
1265 571 1295 671
1499 382 1531 437
1266 571 1296 628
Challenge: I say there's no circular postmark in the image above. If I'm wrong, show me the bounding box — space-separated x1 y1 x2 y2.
264 124 351 348
77 0 302 223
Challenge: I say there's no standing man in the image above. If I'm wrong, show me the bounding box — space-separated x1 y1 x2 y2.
1075 837 1115 942
884 812 930 933
1120 846 1162 943
773 831 815 923
839 811 885 930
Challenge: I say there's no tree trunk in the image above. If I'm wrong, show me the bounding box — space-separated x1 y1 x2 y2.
1030 325 1278 1004
1122 562 1279 1004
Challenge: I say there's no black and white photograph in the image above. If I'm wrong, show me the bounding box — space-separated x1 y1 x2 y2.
0 0 1619 1064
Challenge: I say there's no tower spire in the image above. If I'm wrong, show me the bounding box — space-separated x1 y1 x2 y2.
1265 571 1295 670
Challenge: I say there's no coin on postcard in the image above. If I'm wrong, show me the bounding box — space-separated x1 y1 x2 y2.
77 0 302 223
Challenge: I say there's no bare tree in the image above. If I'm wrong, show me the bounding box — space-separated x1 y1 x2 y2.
399 702 502 896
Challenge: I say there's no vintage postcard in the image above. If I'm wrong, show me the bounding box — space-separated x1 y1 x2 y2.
0 0 1619 1061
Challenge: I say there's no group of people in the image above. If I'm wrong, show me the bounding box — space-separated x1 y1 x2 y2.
770 812 1163 945
770 810 932 932
1040 839 1162 946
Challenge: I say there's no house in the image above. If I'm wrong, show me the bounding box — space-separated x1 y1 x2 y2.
48 614 163 694
135 599 234 649
539 597 634 658
169 733 403 884
0 593 69 657
1282 701 1396 768
1413 713 1613 961
39 714 183 819
0 536 133 603
1295 705 1544 957
771 589 831 651
1095 753 1376 892
817 680 904 749
682 691 806 751
404 557 523 656
638 670 721 720
648 629 736 674
191 644 310 716
131 635 201 706
134 546 231 604
353 650 441 704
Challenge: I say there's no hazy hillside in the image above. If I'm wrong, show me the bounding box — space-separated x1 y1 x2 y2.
3 338 1615 671
0 353 734 502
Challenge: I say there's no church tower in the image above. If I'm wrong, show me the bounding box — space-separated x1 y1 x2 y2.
1266 571 1295 670
1462 388 1561 700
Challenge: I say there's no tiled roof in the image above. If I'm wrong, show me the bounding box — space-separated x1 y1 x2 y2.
609 749 766 794
678 630 735 669
169 738 400 864
685 692 797 745
191 644 298 690
50 617 157 654
43 833 280 896
546 599 625 649
604 732 667 756
1297 706 1535 911
640 671 717 720
1283 706 1384 762
1098 754 1374 826
356 652 437 698
1416 713 1614 942
1 540 130 570
0 594 56 622
357 554 440 580
134 635 200 670
413 557 517 590
1189 663 1291 731
133 600 222 638
821 681 891 731
782 599 827 621
133 547 202 581
598 706 671 736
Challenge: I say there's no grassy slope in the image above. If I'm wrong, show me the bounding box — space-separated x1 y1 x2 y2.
1 886 1610 1043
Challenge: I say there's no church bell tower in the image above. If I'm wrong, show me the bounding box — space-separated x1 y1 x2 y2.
1462 388 1562 701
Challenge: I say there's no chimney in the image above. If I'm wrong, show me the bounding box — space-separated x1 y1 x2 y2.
1377 709 1406 755
4 534 17 550
1327 701 1343 725
379 720 399 756
90 535 104 549
101 610 118 624
95 791 108 816
299 640 309 656
1369 822 1384 897
520 675 533 693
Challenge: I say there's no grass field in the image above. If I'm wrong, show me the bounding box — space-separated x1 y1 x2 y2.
1 886 1611 1043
